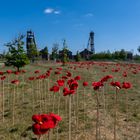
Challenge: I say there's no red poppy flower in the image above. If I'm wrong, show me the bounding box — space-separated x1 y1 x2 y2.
55 71 61 75
49 113 62 127
62 76 68 80
66 71 72 77
32 114 42 123
29 77 35 81
32 123 43 135
69 80 78 90
122 82 132 89
100 75 113 83
34 70 40 74
74 76 81 81
6 70 12 74
46 70 50 73
36 75 46 80
21 70 26 73
92 81 103 90
63 87 75 96
46 71 50 77
1 76 6 80
110 81 121 89
67 79 75 85
132 70 138 74
123 71 127 77
0 71 4 75
57 79 65 86
50 85 60 92
11 80 20 85
56 67 63 71
83 81 88 87
32 113 62 135
14 71 20 75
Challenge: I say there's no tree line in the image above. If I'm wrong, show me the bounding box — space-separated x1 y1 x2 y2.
1 35 140 71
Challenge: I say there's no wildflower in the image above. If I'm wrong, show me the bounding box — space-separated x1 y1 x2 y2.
110 81 121 89
6 70 12 74
32 113 62 135
14 71 20 75
50 85 60 92
74 76 81 81
1 76 6 80
66 71 72 77
29 77 35 81
100 75 113 83
122 82 132 89
0 71 4 75
63 87 75 96
83 81 88 87
11 80 20 85
57 79 65 86
92 81 103 90
34 70 40 74
69 80 78 90
55 71 61 75
123 71 127 77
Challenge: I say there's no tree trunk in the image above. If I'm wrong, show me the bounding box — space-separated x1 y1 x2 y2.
17 67 20 72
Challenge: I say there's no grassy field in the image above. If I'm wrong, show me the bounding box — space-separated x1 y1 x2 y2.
0 61 140 140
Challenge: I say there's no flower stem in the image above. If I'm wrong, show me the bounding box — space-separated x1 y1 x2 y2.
2 81 5 123
114 88 118 140
69 95 72 140
96 92 99 140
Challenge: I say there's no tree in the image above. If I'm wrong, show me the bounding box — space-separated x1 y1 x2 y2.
75 51 81 62
137 46 140 53
5 35 29 71
112 51 120 59
27 44 39 62
61 40 69 65
51 43 59 61
40 46 49 60
119 49 126 60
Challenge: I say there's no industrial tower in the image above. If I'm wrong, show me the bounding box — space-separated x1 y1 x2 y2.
87 31 95 53
26 30 38 60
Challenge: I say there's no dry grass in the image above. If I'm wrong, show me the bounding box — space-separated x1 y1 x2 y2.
0 61 140 140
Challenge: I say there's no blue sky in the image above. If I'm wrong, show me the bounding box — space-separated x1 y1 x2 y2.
0 0 140 54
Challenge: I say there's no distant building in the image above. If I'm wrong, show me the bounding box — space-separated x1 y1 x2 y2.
126 51 133 60
79 31 95 60
79 49 93 60
59 49 73 60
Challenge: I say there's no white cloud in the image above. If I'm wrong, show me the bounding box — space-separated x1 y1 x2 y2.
44 8 54 14
54 10 61 14
85 13 94 17
44 8 61 15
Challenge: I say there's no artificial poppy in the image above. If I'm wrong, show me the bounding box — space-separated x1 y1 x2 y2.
63 87 75 96
122 82 132 89
92 81 103 90
57 79 65 86
74 76 81 81
110 81 121 89
11 80 20 85
50 85 60 92
32 113 61 135
0 76 6 80
6 70 12 74
83 81 88 87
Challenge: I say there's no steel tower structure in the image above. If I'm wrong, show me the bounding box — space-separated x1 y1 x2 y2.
26 30 37 58
87 31 95 53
